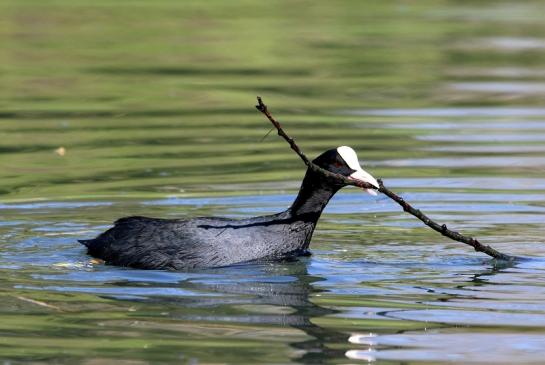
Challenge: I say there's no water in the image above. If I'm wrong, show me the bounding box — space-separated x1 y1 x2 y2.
1 1 545 364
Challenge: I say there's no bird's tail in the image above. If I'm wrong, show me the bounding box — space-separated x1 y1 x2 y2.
78 239 95 248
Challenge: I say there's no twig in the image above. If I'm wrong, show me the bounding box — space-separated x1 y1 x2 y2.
255 97 377 190
15 295 63 312
255 96 517 262
376 179 515 261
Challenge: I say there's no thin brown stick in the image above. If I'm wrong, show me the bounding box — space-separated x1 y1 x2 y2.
256 96 517 262
255 97 376 190
376 180 516 261
15 295 63 312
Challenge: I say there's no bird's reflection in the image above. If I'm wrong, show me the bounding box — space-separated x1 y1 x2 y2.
141 258 348 364
140 258 518 364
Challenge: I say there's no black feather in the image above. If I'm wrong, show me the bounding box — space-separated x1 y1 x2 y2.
79 148 362 270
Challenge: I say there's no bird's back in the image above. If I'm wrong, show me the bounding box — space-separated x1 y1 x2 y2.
80 213 314 270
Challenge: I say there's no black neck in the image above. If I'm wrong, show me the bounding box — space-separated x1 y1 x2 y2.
288 169 342 221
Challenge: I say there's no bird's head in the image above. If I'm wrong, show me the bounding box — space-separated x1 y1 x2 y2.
313 146 379 195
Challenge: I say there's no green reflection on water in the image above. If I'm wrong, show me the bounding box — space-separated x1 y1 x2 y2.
2 0 545 364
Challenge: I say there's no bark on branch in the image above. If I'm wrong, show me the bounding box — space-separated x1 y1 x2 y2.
255 96 517 262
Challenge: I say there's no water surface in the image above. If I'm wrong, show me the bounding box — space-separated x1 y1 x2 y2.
1 1 545 364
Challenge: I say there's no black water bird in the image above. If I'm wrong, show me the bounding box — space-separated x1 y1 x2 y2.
79 146 378 270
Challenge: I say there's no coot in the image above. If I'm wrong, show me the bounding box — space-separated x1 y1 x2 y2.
79 146 378 270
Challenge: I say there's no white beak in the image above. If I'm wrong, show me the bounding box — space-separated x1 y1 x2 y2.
349 168 379 196
337 146 379 196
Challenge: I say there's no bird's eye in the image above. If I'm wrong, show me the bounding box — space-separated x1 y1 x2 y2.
334 161 343 167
